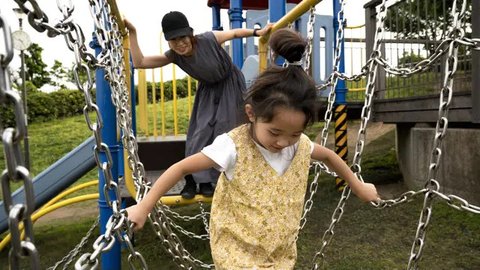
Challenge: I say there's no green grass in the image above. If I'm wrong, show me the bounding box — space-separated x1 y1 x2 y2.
1 98 479 269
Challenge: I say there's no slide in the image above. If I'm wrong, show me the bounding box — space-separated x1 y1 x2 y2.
0 137 96 233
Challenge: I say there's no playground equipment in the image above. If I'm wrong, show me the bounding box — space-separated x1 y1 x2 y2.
1 0 479 269
0 137 96 233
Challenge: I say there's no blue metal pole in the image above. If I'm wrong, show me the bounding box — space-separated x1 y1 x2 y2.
211 4 223 31
268 0 286 22
333 0 349 191
90 35 122 269
333 0 347 104
269 0 287 66
229 0 244 68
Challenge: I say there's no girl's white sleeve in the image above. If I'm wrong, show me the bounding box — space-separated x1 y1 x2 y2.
201 133 236 180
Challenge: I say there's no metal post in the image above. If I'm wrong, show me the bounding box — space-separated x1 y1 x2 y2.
269 0 287 66
211 4 223 31
229 0 244 68
13 9 30 170
90 34 121 270
20 48 30 170
472 0 480 123
269 0 286 22
333 0 348 190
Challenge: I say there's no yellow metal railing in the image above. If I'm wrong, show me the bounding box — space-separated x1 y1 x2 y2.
136 32 194 138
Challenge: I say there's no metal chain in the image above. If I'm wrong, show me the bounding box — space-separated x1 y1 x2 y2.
407 0 467 268
378 38 453 77
163 204 210 222
13 0 145 268
299 163 322 231
311 0 389 268
0 12 40 270
48 216 100 270
164 215 210 241
199 202 211 235
299 0 346 233
432 190 480 214
89 1 206 268
304 6 316 74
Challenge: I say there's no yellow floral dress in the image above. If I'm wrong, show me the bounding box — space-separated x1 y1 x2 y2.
209 124 311 269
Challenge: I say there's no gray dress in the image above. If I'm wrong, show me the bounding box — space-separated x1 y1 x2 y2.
165 31 246 184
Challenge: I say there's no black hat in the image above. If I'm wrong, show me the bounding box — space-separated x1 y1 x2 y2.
162 11 193 40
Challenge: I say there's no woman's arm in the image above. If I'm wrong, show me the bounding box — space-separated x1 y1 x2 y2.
311 143 379 202
214 23 273 44
124 19 172 69
127 152 217 230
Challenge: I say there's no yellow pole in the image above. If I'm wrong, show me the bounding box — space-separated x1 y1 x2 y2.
334 105 348 191
188 76 192 117
160 195 213 206
160 68 166 137
40 180 98 209
123 34 137 198
160 32 166 137
152 69 158 138
138 69 150 136
172 65 178 135
0 194 99 251
259 0 322 72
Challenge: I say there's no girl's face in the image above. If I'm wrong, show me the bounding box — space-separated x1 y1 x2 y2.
168 35 193 56
246 105 306 153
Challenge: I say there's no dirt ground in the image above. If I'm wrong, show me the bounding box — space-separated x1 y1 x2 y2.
36 121 398 225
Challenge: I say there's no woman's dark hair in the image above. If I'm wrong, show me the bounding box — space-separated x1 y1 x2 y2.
245 28 318 127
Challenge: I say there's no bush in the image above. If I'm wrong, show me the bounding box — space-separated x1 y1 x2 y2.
134 77 196 104
2 77 193 126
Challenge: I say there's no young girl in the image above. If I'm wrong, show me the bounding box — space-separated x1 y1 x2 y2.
126 28 379 269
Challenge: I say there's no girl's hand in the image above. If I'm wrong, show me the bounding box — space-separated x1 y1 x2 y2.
257 23 274 36
126 204 149 231
353 182 380 203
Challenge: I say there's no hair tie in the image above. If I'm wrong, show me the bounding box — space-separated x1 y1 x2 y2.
283 60 303 67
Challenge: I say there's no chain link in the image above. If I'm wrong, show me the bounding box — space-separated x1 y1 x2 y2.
1 11 40 270
304 6 316 74
311 0 388 267
48 217 100 270
407 0 467 268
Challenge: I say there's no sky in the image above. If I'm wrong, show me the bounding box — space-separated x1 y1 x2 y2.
2 0 370 85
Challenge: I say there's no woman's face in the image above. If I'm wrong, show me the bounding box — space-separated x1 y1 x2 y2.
168 36 193 56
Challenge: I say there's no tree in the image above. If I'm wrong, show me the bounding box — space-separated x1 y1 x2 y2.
384 0 472 53
24 43 51 89
398 52 425 68
50 60 70 89
67 63 90 88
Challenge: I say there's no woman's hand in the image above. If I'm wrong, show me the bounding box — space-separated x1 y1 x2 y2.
257 23 274 37
126 204 149 231
123 18 137 34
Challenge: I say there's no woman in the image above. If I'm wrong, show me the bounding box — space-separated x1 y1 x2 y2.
125 11 273 199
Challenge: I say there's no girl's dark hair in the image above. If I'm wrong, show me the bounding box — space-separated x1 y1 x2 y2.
245 28 318 127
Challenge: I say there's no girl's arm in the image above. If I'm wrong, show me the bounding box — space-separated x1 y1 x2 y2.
124 19 172 69
127 153 217 230
213 23 273 44
311 143 379 202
